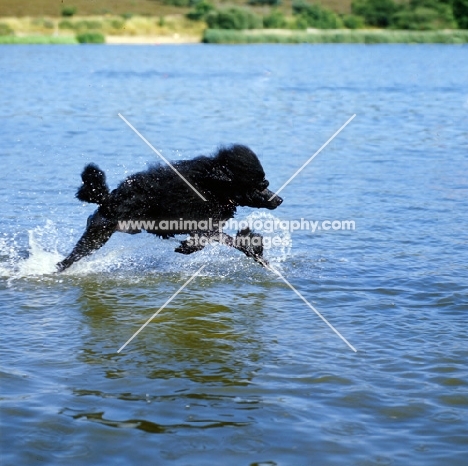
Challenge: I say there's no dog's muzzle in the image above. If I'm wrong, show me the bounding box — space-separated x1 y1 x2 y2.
263 189 283 209
244 188 283 210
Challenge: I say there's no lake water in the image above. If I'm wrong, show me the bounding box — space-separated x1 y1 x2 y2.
1 44 467 465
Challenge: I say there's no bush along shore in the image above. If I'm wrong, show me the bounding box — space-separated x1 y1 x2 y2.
203 28 468 43
0 0 467 44
197 0 468 42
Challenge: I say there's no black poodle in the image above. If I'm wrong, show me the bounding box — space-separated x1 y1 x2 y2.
56 144 283 272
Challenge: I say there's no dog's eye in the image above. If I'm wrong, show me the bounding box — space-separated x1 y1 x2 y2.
259 179 269 190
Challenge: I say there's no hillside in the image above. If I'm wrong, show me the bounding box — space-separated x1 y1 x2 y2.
0 0 353 17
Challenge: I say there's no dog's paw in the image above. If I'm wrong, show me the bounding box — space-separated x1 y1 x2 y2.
236 228 267 266
175 239 206 255
56 260 68 273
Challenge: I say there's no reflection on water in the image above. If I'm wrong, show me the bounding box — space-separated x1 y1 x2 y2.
77 278 267 387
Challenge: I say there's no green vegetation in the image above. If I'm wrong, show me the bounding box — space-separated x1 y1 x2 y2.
453 0 468 27
263 9 289 27
293 1 344 28
76 31 105 43
0 35 77 44
206 7 263 29
163 0 192 7
351 0 467 29
203 27 468 42
351 0 398 27
61 6 77 17
341 13 366 28
189 0 468 31
391 0 457 30
186 0 215 20
248 0 281 5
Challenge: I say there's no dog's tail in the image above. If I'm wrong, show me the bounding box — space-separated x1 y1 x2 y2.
76 163 109 205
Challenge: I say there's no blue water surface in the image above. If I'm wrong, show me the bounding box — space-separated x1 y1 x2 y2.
1 44 467 465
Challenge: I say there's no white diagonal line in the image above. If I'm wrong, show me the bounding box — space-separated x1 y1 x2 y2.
269 114 356 201
262 261 357 352
117 265 205 353
118 113 207 202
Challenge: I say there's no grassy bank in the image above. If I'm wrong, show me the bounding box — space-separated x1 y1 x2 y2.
203 28 468 44
0 34 77 44
0 15 204 38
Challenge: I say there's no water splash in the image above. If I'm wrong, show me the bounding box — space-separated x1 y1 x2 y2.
0 220 62 280
0 214 291 282
237 211 292 264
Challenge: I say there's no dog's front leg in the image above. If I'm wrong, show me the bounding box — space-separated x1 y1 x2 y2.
56 212 116 272
213 229 268 267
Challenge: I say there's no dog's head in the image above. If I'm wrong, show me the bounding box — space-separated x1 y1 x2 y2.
214 145 283 210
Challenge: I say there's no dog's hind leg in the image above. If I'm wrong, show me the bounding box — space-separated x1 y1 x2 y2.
56 212 117 272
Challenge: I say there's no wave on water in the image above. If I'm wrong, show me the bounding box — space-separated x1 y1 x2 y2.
0 213 292 282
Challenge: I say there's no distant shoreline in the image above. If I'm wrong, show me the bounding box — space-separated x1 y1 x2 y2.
1 14 467 45
0 29 468 45
1 29 468 45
